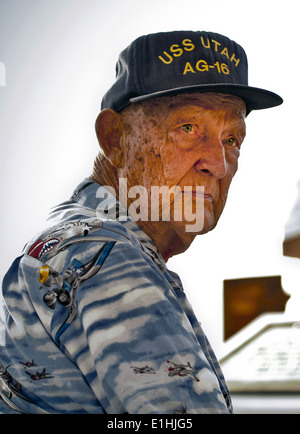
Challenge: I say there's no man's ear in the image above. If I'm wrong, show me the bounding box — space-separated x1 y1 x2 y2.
95 109 124 167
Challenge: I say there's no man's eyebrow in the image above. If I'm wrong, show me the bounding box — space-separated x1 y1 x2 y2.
165 104 209 123
224 119 246 138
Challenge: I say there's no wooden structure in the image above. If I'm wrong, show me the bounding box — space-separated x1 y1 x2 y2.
223 275 290 341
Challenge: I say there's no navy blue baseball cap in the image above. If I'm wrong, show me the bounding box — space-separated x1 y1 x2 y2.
101 31 283 115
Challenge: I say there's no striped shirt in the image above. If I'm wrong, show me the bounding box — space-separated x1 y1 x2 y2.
0 179 232 414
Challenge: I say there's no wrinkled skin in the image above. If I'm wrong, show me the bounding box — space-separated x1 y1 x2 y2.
91 92 246 261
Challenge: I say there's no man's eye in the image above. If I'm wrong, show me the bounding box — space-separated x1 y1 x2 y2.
181 124 194 134
225 137 236 147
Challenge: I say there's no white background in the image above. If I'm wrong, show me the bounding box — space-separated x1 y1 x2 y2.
1 0 300 357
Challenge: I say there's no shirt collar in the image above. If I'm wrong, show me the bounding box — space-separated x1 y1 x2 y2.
70 178 167 271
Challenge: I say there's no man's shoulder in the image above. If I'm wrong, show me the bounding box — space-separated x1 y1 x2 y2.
23 179 143 263
1 216 147 315
10 178 166 293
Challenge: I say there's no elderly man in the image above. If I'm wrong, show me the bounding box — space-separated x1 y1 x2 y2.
0 31 282 414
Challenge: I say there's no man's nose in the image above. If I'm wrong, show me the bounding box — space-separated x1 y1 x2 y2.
193 139 227 179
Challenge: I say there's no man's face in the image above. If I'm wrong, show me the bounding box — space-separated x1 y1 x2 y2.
120 92 246 236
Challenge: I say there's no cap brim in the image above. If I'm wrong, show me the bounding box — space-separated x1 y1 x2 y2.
129 83 283 115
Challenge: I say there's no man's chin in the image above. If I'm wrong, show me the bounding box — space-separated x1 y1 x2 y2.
184 223 216 236
183 211 218 235
169 215 217 238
